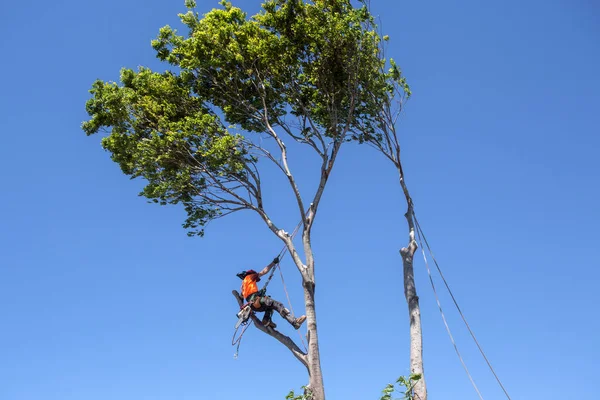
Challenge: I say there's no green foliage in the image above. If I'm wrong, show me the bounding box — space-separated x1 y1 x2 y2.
286 386 312 400
286 374 421 400
82 0 409 236
380 374 422 400
82 67 246 235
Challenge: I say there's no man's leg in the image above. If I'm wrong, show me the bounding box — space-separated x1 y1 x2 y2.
262 308 275 328
261 296 306 329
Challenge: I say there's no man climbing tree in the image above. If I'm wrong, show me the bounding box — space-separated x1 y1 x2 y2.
237 257 307 329
82 1 410 398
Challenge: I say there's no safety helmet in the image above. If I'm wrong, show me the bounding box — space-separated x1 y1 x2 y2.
236 269 260 281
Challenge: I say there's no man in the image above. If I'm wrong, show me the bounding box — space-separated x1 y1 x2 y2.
237 257 306 330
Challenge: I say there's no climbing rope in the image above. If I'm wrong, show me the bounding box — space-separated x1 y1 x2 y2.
232 319 251 359
260 219 303 293
412 210 512 400
413 213 484 400
278 261 308 351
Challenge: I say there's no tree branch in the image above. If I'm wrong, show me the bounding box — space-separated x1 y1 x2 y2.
260 89 307 225
232 290 308 369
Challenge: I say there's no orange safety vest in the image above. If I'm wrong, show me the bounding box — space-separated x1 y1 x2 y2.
241 273 259 299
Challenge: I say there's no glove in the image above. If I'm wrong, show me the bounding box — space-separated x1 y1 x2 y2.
272 256 280 264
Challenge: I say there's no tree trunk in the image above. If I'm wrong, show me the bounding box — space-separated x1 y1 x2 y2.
400 207 427 400
303 281 325 400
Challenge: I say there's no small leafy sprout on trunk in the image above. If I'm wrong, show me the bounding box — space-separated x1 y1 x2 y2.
380 373 422 400
286 386 312 400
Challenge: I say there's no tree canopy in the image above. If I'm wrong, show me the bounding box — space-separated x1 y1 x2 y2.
82 0 409 237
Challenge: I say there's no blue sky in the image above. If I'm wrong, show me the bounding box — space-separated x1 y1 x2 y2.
1 0 598 399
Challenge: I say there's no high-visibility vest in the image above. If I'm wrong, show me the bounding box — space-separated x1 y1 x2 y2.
241 273 259 299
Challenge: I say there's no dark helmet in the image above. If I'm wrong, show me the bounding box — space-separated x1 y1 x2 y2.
236 269 260 281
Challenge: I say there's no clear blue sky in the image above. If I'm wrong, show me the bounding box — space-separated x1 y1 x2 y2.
1 0 598 399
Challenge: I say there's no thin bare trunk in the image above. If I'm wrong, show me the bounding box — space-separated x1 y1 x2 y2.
303 280 324 399
398 174 427 400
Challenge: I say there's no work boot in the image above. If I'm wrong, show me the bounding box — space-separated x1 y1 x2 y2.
292 315 307 330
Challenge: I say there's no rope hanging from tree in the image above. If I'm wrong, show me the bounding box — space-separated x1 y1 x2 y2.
232 319 251 359
259 219 302 293
411 210 512 400
401 203 512 400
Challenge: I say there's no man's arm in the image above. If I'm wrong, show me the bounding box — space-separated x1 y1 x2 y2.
258 256 280 277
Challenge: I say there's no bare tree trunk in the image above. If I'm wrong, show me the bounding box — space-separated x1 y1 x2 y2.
303 281 325 399
398 172 427 400
270 226 326 399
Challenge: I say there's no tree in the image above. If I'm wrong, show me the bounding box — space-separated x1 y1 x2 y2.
82 1 409 398
349 17 427 400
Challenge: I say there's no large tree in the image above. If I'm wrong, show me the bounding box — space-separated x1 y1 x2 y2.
82 0 410 398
